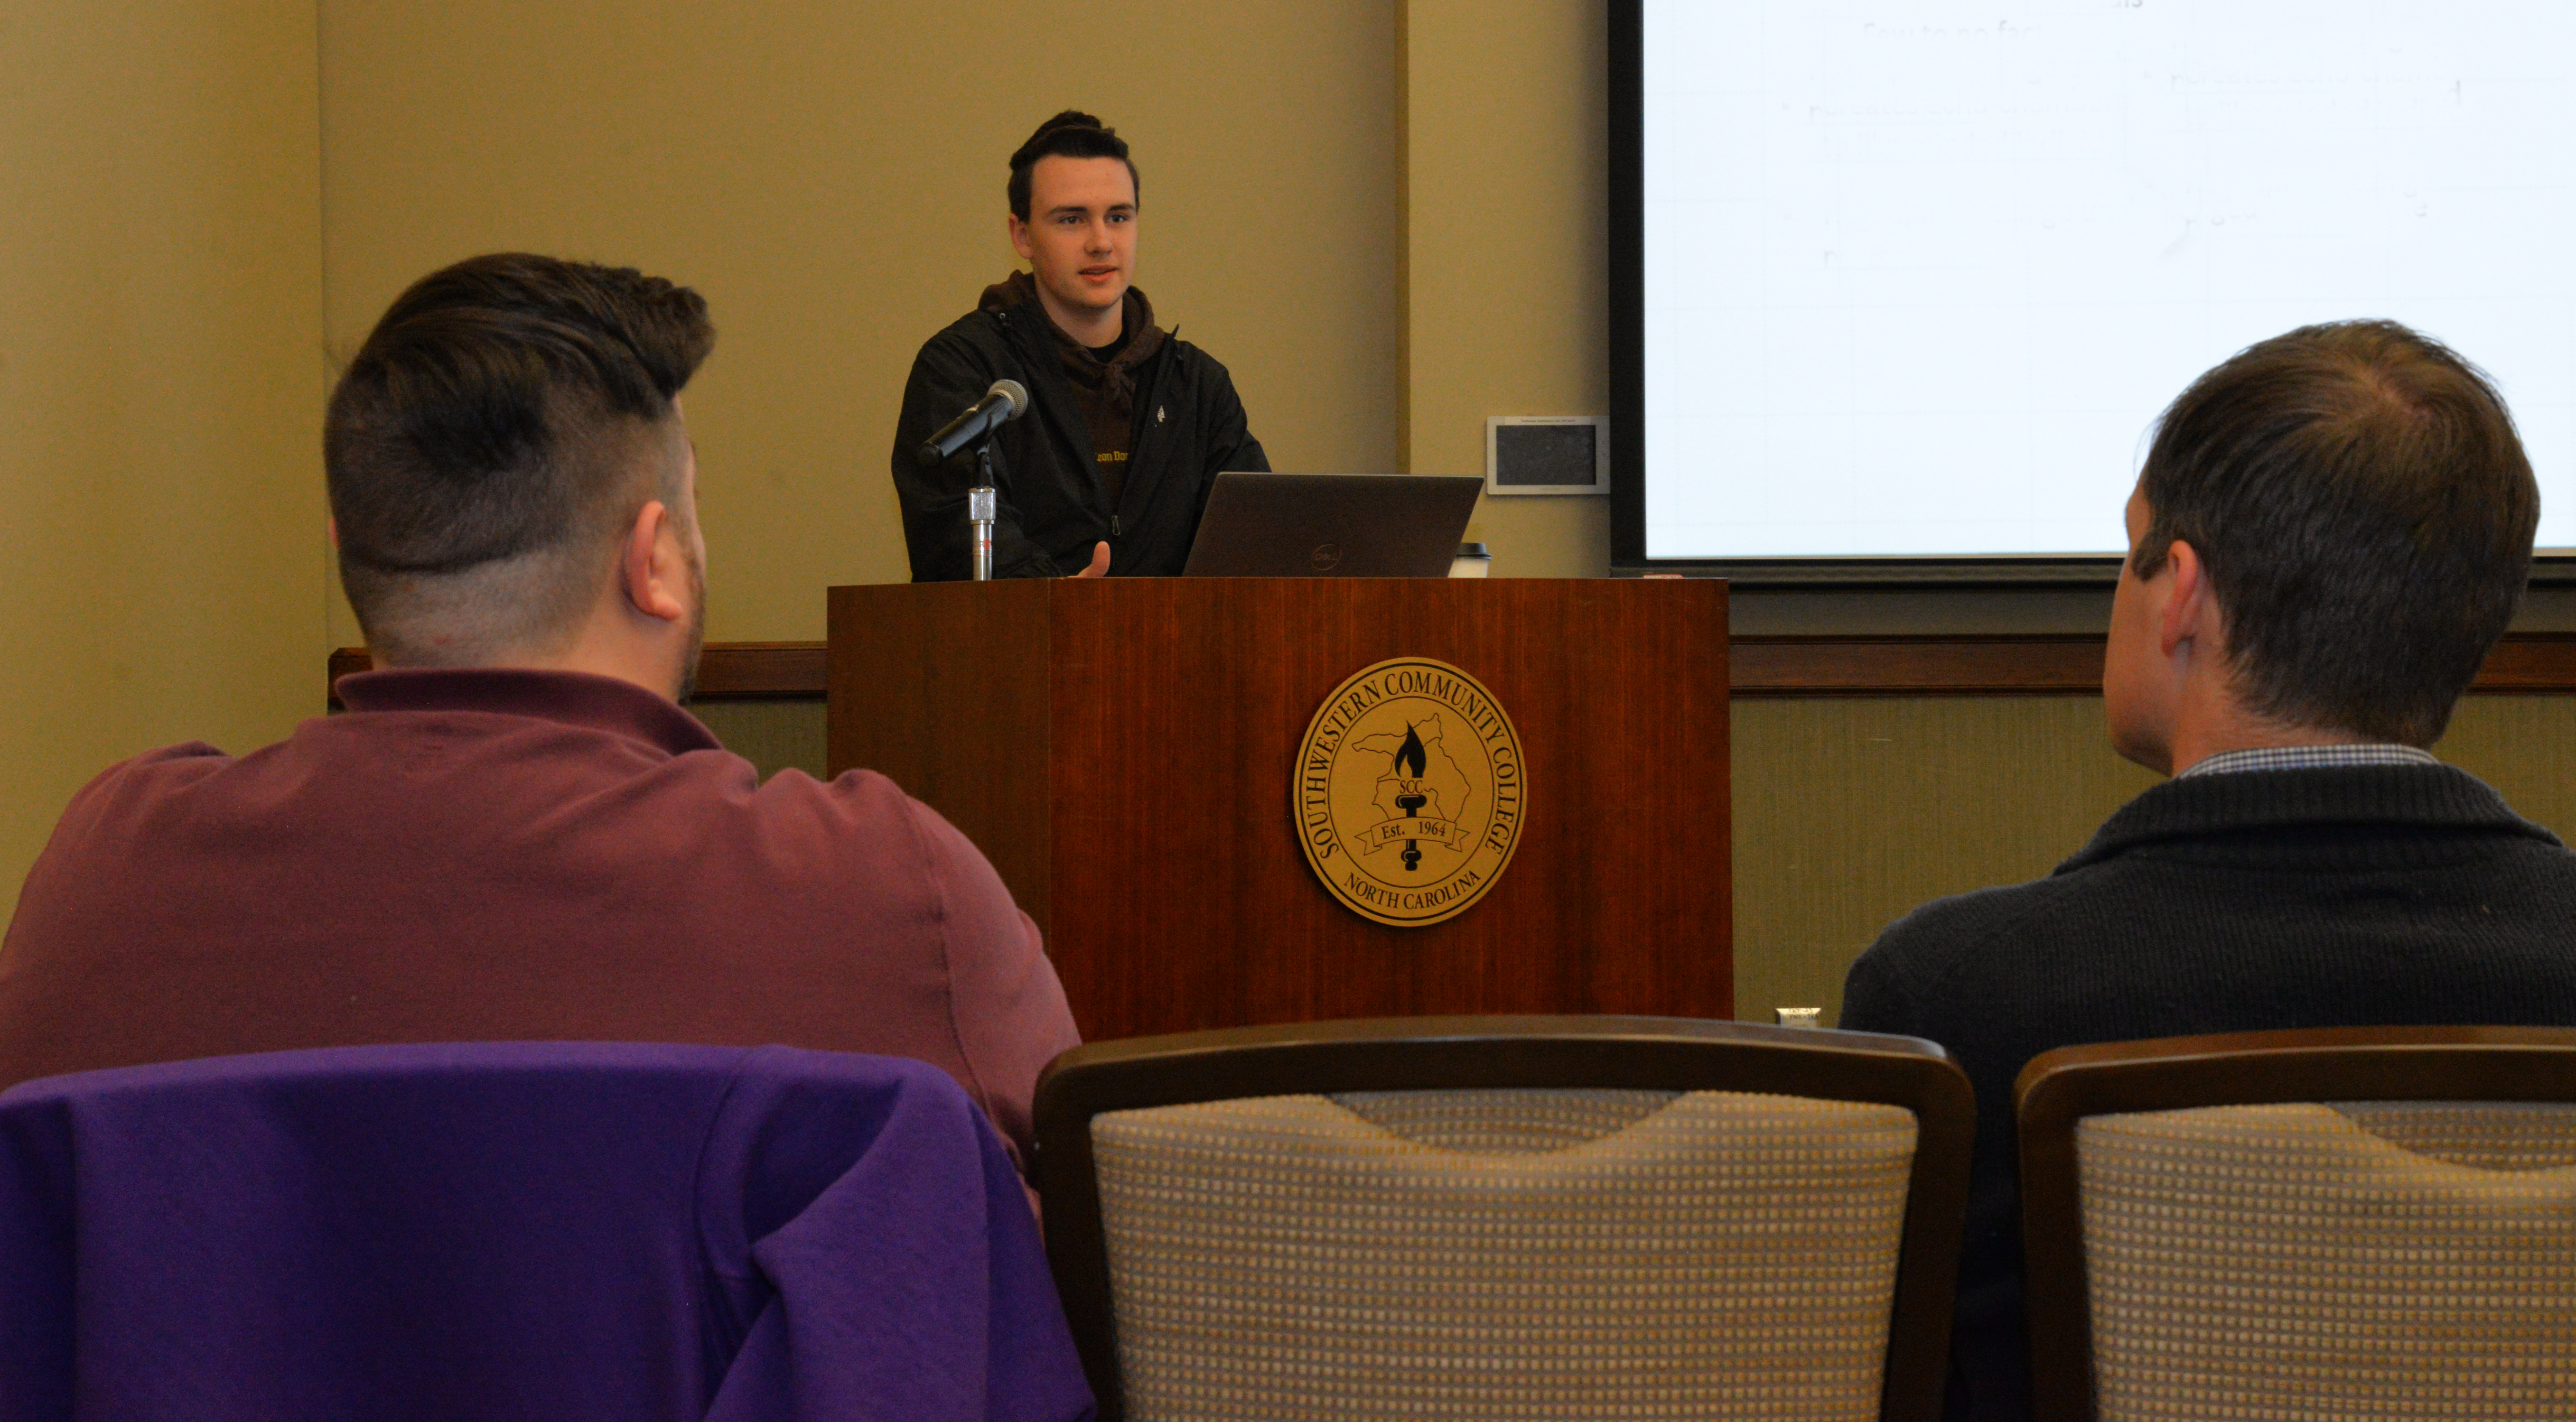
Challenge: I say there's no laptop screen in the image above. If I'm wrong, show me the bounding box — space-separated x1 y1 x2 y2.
1182 474 1483 577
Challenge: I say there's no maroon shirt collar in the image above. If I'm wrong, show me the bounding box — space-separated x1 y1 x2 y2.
334 668 723 756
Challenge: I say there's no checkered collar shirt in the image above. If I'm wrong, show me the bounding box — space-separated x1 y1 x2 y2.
2177 744 2441 778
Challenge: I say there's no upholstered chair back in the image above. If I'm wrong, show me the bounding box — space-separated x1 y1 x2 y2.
2018 1027 2576 1422
2076 1100 2576 1421
1037 1016 1977 1422
1092 1087 1918 1421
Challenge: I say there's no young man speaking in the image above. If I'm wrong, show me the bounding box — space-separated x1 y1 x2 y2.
1842 319 2576 1420
891 111 1268 580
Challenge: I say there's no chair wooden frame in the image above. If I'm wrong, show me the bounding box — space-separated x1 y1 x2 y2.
2016 1024 2576 1422
1033 1013 1977 1422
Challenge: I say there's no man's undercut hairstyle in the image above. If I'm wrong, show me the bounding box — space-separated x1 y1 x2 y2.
1008 110 1138 222
326 253 714 666
2136 319 2537 745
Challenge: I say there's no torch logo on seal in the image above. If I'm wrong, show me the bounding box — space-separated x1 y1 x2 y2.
1294 657 1526 927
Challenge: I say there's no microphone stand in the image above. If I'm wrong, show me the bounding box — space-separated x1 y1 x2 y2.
968 444 998 582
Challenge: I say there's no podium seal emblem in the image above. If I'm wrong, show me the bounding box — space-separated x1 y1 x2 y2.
1295 657 1526 927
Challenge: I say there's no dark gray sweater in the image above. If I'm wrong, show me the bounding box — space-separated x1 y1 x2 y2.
1840 763 2576 1422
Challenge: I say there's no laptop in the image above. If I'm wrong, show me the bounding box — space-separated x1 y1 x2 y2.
1181 473 1484 577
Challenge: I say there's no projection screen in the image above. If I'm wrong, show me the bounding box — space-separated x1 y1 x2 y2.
1610 0 2576 579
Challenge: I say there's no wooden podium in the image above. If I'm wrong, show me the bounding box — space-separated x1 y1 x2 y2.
827 578 1729 1041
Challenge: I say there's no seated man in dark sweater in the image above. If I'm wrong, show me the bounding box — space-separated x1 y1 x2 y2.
1839 318 2576 1422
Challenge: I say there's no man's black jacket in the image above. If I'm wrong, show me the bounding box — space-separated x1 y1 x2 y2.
1839 763 2576 1422
890 300 1268 580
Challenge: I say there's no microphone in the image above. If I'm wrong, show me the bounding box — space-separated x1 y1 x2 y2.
917 380 1029 467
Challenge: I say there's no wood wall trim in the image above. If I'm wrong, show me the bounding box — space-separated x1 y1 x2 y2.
1728 632 2576 697
2463 633 2576 693
1728 634 2108 697
328 630 2576 706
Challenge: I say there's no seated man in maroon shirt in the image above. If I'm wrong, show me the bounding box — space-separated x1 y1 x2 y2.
0 253 1080 1173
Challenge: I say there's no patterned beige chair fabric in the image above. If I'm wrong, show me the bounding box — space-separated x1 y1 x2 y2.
1090 1087 1920 1422
2077 1101 2576 1421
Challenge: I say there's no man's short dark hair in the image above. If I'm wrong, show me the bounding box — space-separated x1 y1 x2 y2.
2135 319 2537 745
326 253 714 664
1008 110 1138 222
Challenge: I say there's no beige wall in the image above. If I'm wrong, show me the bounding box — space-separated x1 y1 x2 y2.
1404 0 1615 578
314 0 1636 620
1 2 326 923
317 0 1405 645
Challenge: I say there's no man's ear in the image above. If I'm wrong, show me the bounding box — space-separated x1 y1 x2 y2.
2160 538 2215 658
1007 214 1034 261
620 500 688 625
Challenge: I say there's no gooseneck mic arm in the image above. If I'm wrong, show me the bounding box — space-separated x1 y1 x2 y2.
917 379 1029 468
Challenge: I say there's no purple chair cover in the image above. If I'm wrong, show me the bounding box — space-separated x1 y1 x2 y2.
0 1041 1093 1422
